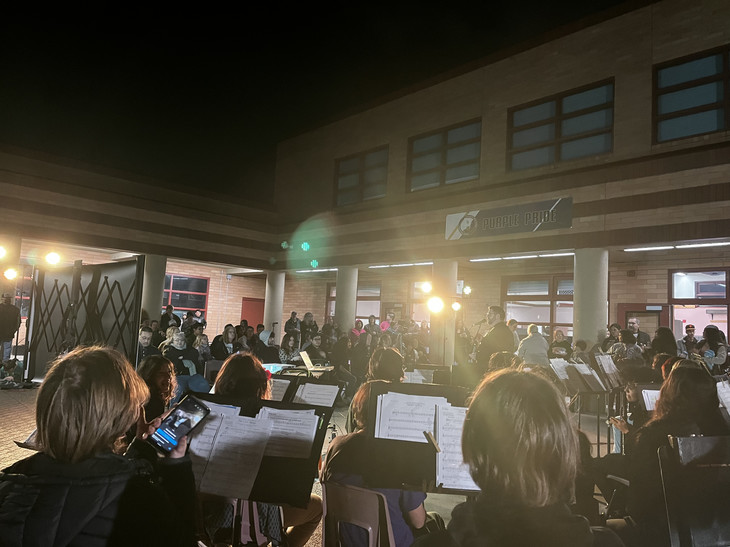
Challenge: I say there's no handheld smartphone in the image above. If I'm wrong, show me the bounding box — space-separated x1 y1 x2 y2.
147 394 210 453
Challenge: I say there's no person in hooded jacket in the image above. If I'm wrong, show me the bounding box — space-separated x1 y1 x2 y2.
414 369 622 547
253 329 281 363
0 345 196 547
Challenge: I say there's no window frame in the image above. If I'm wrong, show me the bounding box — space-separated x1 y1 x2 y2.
506 78 615 171
326 282 382 323
406 118 482 193
501 274 574 336
668 267 729 306
333 145 389 207
162 274 210 317
652 45 730 144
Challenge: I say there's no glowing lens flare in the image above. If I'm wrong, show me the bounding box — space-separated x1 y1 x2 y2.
427 297 444 313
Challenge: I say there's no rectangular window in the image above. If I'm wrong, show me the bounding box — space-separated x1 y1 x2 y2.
326 282 382 323
655 47 729 142
502 275 574 337
162 274 209 317
335 147 389 206
408 119 481 192
672 271 726 299
508 80 614 170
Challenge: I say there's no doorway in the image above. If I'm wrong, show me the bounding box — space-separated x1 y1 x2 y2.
241 298 265 329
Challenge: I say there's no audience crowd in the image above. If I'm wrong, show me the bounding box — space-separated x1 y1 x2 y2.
1 302 728 547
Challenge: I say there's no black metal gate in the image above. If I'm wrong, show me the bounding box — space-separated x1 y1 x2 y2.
26 257 144 380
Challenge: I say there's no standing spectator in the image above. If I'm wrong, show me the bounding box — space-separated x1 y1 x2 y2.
349 319 364 345
697 325 727 374
548 329 572 359
649 326 678 362
517 324 549 366
627 316 651 349
677 323 700 357
601 323 621 353
137 326 161 367
284 311 301 341
160 305 182 332
300 313 319 347
0 293 21 362
507 319 520 349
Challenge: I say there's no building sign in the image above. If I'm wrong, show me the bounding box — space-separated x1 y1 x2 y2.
445 197 572 240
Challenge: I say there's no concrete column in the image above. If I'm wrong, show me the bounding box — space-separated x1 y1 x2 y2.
263 270 286 341
573 248 609 348
140 255 167 324
431 260 458 367
334 266 358 334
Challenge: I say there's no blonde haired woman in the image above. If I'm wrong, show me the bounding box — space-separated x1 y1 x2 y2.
0 346 196 546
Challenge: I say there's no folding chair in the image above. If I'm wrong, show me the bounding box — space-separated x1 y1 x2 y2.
659 435 730 547
322 482 395 547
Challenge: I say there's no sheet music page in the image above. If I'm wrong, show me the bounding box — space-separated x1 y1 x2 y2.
374 392 448 443
257 407 319 458
189 402 242 489
573 362 606 391
717 381 730 410
642 390 661 411
404 370 434 384
292 383 339 407
435 405 479 491
270 378 291 402
198 416 271 499
549 359 570 380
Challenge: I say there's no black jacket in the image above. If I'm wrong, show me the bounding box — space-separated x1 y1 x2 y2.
476 322 515 367
0 440 196 547
414 497 621 547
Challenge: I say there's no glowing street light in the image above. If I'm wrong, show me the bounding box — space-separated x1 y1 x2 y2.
3 268 18 280
45 252 61 265
463 285 472 295
421 281 432 293
427 296 444 313
452 301 462 312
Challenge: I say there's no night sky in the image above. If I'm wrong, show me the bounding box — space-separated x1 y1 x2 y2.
0 2 629 197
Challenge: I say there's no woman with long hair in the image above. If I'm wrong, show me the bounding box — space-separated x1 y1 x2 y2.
211 324 243 360
0 346 196 546
629 364 729 546
279 332 301 363
137 354 178 421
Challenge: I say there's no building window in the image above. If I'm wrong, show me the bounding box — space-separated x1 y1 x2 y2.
162 274 209 318
335 147 389 206
326 283 382 323
654 47 729 142
408 119 481 192
502 275 574 337
670 269 729 339
508 80 614 170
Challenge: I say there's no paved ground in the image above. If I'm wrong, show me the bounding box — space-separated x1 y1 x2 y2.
0 387 38 471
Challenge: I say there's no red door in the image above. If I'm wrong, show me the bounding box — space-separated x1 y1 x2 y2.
241 298 265 327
